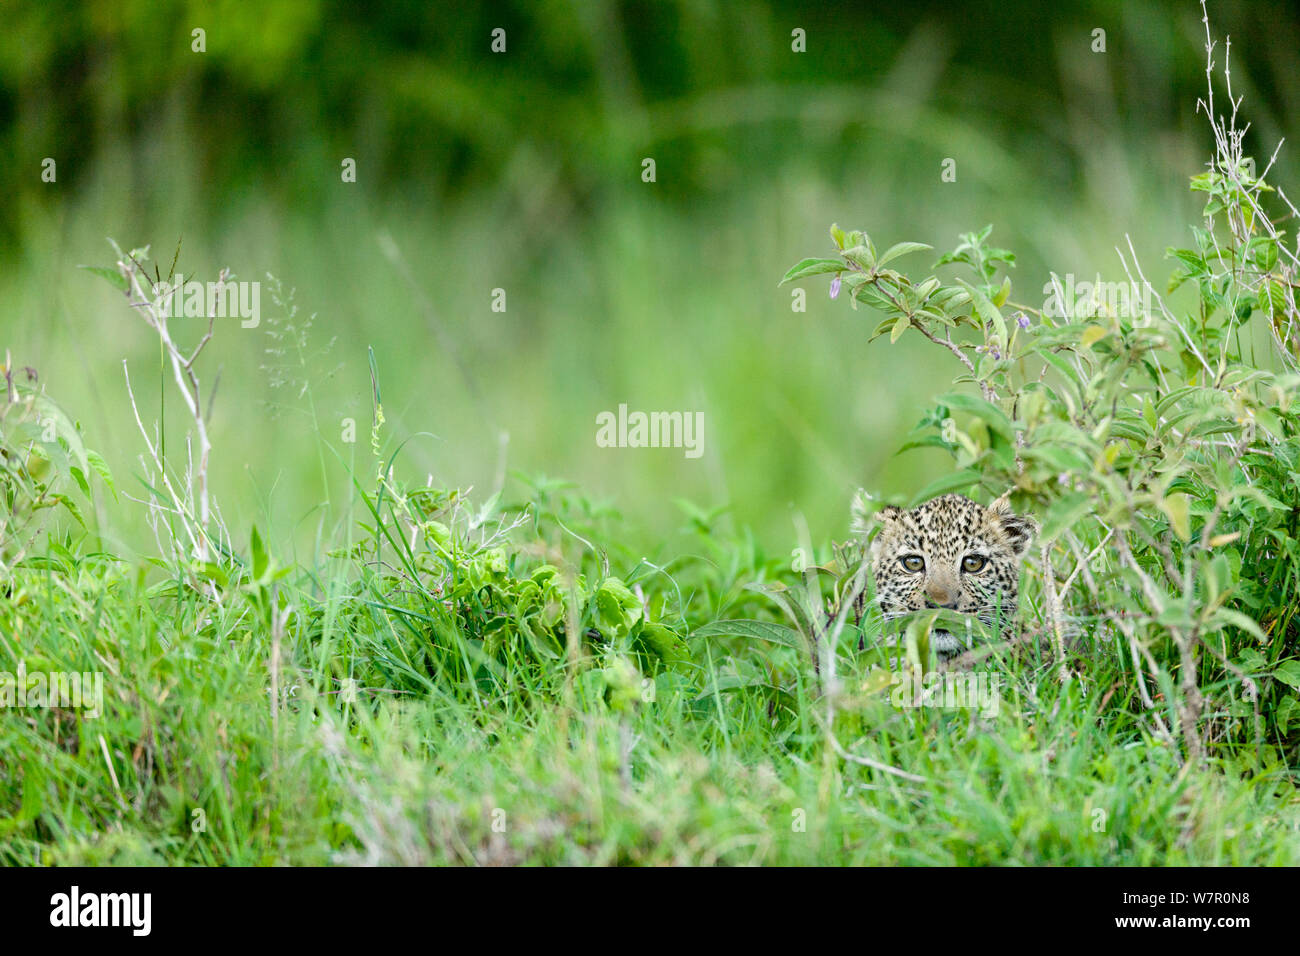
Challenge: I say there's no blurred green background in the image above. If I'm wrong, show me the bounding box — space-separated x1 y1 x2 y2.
1 0 1296 557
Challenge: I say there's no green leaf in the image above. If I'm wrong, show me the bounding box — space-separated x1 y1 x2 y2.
1273 661 1300 691
694 619 803 649
1277 695 1299 735
636 622 694 670
843 244 875 271
595 576 644 641
779 258 844 285
877 241 933 267
1267 280 1290 319
1248 237 1278 271
69 465 91 499
1211 608 1266 643
896 435 953 454
1142 395 1157 430
86 450 117 500
992 276 1012 307
743 582 819 640
956 278 1007 350
77 264 128 292
250 525 269 581
53 494 86 528
936 391 1018 438
194 562 231 589
1154 386 1202 419
890 313 911 343
915 276 941 299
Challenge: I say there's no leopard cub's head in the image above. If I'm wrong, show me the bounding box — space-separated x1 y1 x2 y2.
867 493 1037 642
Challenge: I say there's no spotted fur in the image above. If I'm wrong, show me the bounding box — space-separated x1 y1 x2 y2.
868 493 1037 657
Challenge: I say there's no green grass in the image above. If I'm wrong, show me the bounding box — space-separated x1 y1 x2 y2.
4 163 1300 867
2 443 1297 865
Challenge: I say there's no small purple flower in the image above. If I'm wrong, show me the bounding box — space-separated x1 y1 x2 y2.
990 348 1001 360
829 275 842 300
1017 312 1032 329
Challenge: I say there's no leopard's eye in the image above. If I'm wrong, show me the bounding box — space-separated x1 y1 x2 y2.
961 554 988 574
900 555 925 573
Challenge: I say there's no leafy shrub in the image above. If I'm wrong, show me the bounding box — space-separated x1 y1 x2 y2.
781 36 1300 763
315 472 697 712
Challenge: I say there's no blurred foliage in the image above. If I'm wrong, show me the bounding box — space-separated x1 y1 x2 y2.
1 0 1298 555
4 0 1300 247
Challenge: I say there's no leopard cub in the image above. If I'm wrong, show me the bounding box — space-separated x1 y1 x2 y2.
866 493 1037 658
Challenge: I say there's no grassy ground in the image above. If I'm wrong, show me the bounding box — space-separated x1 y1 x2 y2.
2 435 1298 865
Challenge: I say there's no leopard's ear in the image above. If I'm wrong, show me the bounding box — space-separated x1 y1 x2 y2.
986 493 1038 557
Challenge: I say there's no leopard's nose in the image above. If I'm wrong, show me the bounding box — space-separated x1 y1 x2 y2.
925 594 959 610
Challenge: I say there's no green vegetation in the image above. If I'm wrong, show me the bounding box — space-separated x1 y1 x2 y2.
2 4 1299 865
